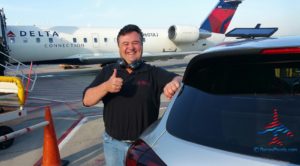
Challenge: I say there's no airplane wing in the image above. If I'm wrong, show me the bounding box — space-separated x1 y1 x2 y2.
142 51 201 61
77 51 201 64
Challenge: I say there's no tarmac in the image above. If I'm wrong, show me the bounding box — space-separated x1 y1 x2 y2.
0 56 192 166
59 115 106 166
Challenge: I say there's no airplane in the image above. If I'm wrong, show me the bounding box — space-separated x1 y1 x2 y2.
0 0 243 65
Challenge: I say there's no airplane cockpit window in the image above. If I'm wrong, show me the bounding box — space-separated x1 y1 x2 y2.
23 38 28 43
83 38 87 43
36 38 40 43
49 38 53 43
73 38 77 43
94 38 98 43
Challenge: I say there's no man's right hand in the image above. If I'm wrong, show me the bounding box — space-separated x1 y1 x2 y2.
106 69 123 93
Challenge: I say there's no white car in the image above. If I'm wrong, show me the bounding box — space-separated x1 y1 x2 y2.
125 35 300 166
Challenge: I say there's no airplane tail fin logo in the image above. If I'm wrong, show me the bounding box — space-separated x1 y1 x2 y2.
258 108 294 146
7 31 15 37
200 0 242 34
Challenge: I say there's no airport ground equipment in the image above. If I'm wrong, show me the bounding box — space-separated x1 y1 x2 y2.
0 76 27 149
0 9 37 91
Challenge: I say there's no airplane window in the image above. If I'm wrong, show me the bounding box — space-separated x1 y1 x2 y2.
36 38 41 43
84 38 88 43
49 38 53 43
73 38 77 43
94 38 98 43
9 38 15 43
23 38 28 43
104 38 108 42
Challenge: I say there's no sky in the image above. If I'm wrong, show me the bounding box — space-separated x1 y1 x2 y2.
1 0 300 37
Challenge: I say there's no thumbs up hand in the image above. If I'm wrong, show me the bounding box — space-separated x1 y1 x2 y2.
106 69 123 93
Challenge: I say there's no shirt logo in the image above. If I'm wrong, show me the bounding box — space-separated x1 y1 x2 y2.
137 80 150 86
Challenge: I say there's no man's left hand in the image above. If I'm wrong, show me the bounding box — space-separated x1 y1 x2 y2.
163 76 182 100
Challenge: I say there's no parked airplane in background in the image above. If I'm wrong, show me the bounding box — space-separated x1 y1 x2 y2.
0 0 243 65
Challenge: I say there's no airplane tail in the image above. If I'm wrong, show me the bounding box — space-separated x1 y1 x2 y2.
200 0 243 34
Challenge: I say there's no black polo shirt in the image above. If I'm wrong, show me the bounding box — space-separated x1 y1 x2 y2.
84 62 176 140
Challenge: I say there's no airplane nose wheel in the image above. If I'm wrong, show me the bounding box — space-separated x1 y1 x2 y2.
0 126 14 149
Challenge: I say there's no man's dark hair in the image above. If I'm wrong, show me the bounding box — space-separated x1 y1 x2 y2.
117 24 143 45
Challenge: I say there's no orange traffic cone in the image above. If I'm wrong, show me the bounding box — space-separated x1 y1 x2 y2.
42 106 69 166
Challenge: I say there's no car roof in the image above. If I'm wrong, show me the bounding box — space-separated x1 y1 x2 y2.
183 36 300 82
209 36 300 53
189 35 300 62
202 36 300 56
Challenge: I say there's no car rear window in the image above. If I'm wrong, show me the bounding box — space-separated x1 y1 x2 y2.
167 58 300 164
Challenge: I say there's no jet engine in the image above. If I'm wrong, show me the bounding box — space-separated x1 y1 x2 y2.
168 25 211 43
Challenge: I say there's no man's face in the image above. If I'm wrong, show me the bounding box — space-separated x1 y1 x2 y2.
118 31 143 64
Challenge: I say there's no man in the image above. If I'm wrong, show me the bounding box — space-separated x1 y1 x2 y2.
82 24 181 166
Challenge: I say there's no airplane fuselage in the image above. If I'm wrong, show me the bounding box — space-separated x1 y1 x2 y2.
5 25 224 64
